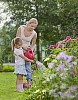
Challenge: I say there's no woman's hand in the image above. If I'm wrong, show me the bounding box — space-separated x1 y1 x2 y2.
27 46 31 50
22 46 31 53
31 60 35 63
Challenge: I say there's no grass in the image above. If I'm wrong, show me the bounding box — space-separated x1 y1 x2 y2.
0 72 38 100
0 72 28 100
0 70 44 100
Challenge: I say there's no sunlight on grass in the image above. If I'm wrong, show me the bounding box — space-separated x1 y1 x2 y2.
0 72 29 100
0 70 42 100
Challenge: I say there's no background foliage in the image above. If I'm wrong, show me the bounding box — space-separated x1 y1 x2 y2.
0 0 78 67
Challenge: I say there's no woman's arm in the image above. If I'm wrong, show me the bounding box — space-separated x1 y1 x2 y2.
31 34 37 51
16 27 21 37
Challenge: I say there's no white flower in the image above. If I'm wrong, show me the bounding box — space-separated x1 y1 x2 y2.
59 73 64 77
55 84 58 88
49 89 56 95
36 61 45 69
60 84 67 90
64 68 69 71
53 93 58 97
46 77 50 82
50 74 56 79
72 61 77 66
48 62 54 69
59 73 67 80
68 63 73 68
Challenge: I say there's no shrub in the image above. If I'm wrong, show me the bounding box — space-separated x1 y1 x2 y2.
3 65 14 72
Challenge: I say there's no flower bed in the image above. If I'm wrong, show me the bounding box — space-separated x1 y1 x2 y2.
26 38 78 100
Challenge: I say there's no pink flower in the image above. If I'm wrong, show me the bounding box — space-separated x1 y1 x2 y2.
49 44 56 49
66 36 71 40
56 43 62 48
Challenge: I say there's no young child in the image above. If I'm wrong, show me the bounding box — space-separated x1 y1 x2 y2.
11 37 34 92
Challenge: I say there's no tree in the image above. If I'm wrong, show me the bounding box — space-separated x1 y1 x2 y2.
1 0 78 61
5 0 60 60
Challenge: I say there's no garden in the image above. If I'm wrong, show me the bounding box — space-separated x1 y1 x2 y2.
0 37 78 100
0 0 78 100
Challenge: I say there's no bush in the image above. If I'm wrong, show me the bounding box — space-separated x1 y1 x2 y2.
3 65 14 72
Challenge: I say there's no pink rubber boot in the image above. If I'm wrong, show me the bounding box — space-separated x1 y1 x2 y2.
16 84 24 92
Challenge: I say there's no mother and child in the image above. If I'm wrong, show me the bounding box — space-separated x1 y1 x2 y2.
11 18 38 92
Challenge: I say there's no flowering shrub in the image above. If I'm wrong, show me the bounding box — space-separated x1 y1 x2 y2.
26 51 78 100
48 39 78 59
64 40 78 57
25 38 78 100
42 52 78 99
49 36 71 49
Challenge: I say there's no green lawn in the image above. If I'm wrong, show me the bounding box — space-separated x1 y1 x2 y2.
0 72 26 100
0 72 37 100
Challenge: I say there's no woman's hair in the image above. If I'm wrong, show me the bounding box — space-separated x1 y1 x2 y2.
11 37 22 51
27 18 38 26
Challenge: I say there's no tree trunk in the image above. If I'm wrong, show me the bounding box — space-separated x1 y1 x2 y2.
36 2 41 61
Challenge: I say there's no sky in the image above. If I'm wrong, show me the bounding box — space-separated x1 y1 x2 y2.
0 1 11 28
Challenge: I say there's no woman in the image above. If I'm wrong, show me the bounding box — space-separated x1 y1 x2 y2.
16 18 38 88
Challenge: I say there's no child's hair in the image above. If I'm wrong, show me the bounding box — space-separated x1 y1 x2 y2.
11 37 22 51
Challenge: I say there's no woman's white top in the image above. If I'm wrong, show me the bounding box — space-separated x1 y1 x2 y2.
20 25 37 50
14 48 25 66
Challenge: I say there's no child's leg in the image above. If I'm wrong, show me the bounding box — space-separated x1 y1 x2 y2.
16 74 24 92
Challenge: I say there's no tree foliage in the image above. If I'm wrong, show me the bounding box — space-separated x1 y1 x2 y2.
0 0 78 62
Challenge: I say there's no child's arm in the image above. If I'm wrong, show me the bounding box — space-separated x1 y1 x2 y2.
19 54 34 63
